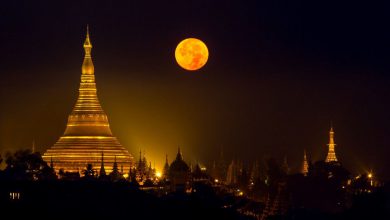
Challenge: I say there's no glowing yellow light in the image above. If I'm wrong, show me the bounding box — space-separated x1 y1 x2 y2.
175 38 209 71
156 172 162 178
238 192 243 196
368 173 373 178
214 179 219 183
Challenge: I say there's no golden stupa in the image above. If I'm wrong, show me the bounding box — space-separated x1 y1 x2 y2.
43 27 134 174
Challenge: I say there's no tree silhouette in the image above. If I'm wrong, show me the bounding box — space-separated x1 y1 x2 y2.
3 149 56 181
82 163 96 179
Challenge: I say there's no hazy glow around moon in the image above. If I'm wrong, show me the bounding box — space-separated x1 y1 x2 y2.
175 38 209 71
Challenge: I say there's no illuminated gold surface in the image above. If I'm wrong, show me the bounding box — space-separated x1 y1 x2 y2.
302 149 309 176
325 126 338 162
175 38 208 71
43 27 134 173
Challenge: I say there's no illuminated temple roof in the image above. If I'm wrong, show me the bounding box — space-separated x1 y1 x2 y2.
43 27 134 174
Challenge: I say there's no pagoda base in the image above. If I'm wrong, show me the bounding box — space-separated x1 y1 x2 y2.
43 136 133 174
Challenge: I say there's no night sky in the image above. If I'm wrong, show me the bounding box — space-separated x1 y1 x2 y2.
1 1 389 179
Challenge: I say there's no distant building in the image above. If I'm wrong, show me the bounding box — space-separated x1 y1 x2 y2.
192 163 209 183
162 154 170 181
216 148 227 182
109 156 124 182
169 148 190 192
136 150 148 182
226 160 238 185
281 156 290 175
249 160 260 185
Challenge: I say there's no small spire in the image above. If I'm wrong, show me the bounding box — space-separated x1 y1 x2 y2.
100 152 106 176
176 146 183 161
32 139 35 153
302 149 309 176
112 155 119 173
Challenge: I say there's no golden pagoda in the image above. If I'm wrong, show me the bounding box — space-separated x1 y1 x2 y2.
325 126 338 163
43 27 134 174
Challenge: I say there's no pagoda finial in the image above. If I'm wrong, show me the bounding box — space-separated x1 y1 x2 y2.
82 25 94 75
84 24 92 48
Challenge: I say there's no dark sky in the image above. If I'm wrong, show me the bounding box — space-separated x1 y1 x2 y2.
1 0 389 179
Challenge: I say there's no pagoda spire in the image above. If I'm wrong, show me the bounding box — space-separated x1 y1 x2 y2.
163 154 170 180
82 25 94 75
325 125 338 162
302 149 309 176
100 152 106 176
176 146 183 161
112 155 118 173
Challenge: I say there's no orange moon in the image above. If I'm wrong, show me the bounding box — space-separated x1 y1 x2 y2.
175 38 209 71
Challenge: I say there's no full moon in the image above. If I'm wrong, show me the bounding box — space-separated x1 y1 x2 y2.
175 38 209 71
